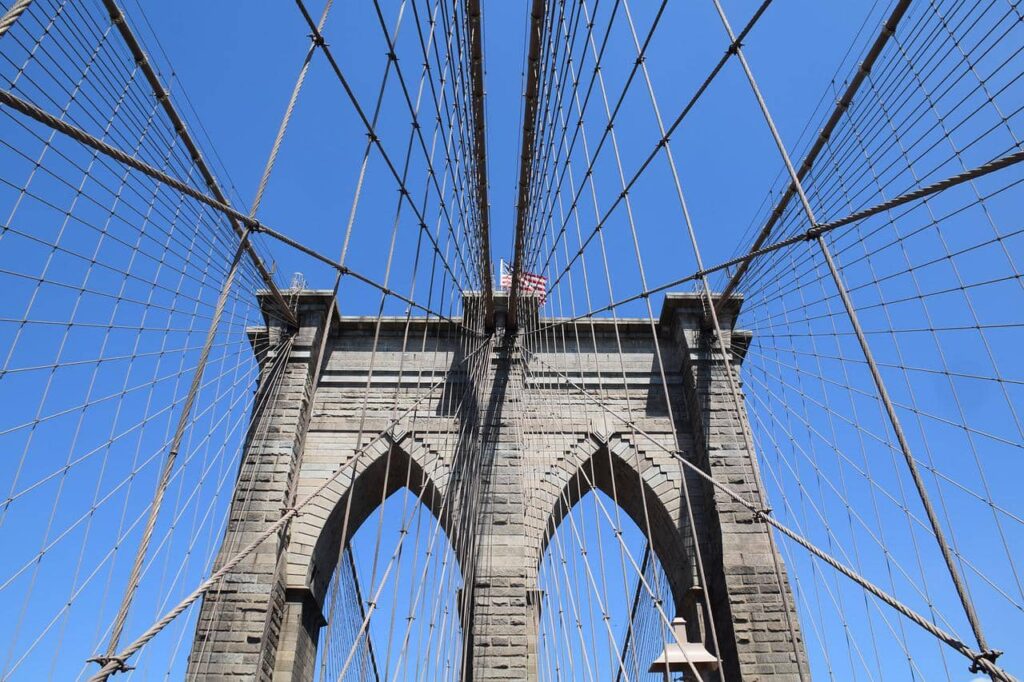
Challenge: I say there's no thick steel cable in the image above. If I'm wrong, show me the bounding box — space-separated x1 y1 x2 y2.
0 0 35 40
838 65 1024 597
285 9 487 672
716 0 913 309
528 141 1024 339
707 0 998 665
5 0 279 305
293 0 484 297
526 0 774 294
98 0 296 324
3 50 217 674
737 1 1024 293
741 344 1024 618
520 3 730 673
530 2 1023 331
95 0 338 659
97 233 252 663
0 85 481 335
0 86 286 299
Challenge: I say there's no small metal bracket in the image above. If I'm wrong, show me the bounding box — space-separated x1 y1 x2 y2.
969 649 1003 674
86 655 135 674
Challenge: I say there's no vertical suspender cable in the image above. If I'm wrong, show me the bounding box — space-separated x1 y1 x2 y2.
99 0 297 328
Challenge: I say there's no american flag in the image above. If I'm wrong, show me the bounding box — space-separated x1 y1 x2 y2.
499 259 547 303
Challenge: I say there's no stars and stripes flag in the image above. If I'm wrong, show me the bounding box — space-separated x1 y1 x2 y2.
499 259 547 303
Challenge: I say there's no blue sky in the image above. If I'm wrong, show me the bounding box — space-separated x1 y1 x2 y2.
130 0 885 307
0 0 1022 679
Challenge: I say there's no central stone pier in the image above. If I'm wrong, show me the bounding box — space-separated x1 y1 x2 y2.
186 290 807 681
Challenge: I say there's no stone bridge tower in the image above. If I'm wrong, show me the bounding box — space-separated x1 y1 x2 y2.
186 291 807 680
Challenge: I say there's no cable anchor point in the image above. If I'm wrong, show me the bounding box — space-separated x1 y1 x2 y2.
968 649 1003 674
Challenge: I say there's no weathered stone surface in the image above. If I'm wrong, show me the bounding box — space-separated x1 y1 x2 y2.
186 292 807 680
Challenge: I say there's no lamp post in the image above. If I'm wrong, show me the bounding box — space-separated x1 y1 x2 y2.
648 617 719 682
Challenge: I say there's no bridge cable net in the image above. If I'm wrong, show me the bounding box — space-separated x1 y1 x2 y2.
0 0 1019 681
0 0 489 678
510 0 1024 680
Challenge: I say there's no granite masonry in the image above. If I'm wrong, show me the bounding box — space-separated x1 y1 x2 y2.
186 291 807 680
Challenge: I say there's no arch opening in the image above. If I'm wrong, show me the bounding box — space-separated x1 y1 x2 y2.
303 443 465 681
535 442 713 681
538 489 687 681
314 488 464 681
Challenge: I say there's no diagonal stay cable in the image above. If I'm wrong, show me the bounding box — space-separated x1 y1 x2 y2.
716 0 912 309
99 0 295 325
528 0 774 292
292 0 481 295
95 0 338 660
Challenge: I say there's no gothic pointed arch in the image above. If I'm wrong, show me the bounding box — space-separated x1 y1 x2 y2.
531 433 697 614
291 432 463 606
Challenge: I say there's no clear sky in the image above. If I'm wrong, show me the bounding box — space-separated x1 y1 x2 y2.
129 0 884 310
0 0 1022 680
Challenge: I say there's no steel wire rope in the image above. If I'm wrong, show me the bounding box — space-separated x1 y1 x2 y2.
522 13 690 680
742 393 928 681
521 0 756 673
0 339 264 597
69 184 264 675
12 0 292 315
185 335 301 674
524 141 1024 346
0 41 215 672
0 88 473 325
121 0 250 211
86 333 494 679
741 1 1024 294
740 345 1024 619
688 0 1015 296
96 332 293 677
562 0 735 668
292 0 484 298
508 268 611 681
150 7 346 653
758 233 947 675
39 339 264 675
330 332 493 680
